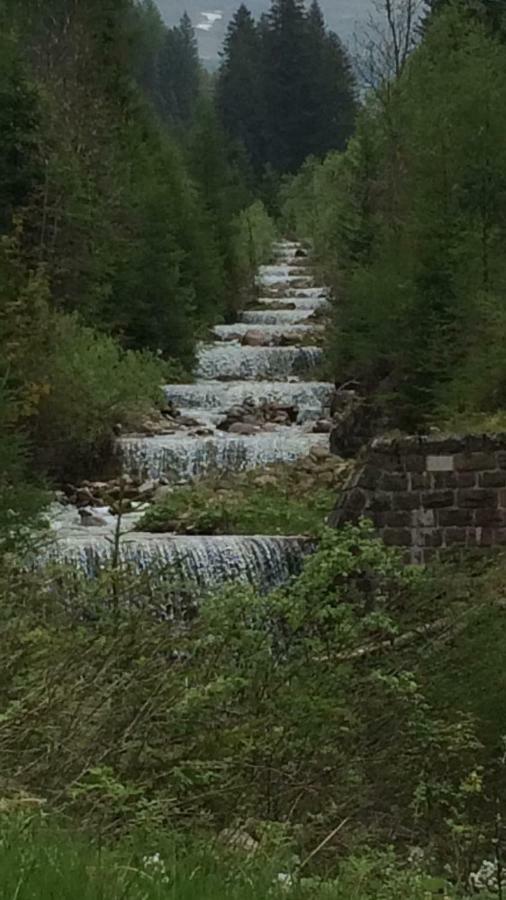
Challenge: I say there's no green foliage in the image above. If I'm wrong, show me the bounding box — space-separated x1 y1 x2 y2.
137 457 342 535
24 312 164 480
0 31 40 232
0 525 486 871
217 0 357 176
0 815 467 899
232 200 278 284
0 384 47 553
286 6 506 428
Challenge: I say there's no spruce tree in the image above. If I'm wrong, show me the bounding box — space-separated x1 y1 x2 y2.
216 5 265 172
157 14 200 125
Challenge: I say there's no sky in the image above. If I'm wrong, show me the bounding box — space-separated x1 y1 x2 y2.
155 1 373 64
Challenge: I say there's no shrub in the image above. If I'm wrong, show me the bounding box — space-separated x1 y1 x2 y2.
0 525 483 871
0 384 47 552
232 200 277 285
137 459 346 536
25 312 164 480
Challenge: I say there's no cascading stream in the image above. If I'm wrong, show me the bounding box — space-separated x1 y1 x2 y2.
48 240 334 589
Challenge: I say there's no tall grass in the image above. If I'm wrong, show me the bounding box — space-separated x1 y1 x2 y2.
0 816 463 900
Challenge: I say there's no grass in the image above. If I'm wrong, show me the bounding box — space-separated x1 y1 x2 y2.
0 816 464 900
137 457 350 536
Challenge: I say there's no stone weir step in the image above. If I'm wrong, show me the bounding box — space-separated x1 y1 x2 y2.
241 308 321 325
212 323 323 343
164 380 335 413
196 344 323 380
42 532 313 593
257 295 330 311
118 430 329 481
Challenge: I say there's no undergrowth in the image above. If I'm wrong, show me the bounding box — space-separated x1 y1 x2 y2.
137 457 349 535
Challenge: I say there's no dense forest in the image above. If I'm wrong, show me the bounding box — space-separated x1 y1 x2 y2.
3 1 506 898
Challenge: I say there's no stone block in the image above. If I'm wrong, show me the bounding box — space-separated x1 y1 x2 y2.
474 508 506 527
421 490 454 509
422 530 442 547
394 492 421 511
496 451 506 470
404 455 426 473
455 452 497 472
480 470 506 488
358 466 379 490
427 455 454 472
438 508 475 527
346 488 368 512
370 492 393 512
369 452 402 472
411 472 431 490
382 528 412 547
458 488 497 509
379 472 409 492
478 528 495 547
493 528 506 545
381 510 413 528
444 527 468 546
431 471 476 489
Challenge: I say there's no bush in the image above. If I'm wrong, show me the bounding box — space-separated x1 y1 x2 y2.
0 525 484 871
232 200 277 285
137 458 346 535
0 384 47 552
25 312 164 480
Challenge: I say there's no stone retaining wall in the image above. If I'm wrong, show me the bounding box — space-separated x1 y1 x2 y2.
330 433 506 563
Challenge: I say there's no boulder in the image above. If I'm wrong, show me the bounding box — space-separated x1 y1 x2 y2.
228 423 259 436
310 445 331 462
78 509 108 527
242 330 269 347
312 418 334 434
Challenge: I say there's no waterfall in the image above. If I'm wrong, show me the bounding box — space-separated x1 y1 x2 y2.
47 240 334 591
240 309 318 325
212 323 323 342
119 431 329 481
42 533 313 592
164 380 334 412
195 344 323 380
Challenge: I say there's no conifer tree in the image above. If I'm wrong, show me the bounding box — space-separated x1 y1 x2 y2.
157 14 201 125
216 5 265 172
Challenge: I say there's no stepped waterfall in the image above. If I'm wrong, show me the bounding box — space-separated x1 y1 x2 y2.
47 241 334 590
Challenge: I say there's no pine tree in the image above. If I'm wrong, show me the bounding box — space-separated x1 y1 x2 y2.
263 0 311 172
157 14 200 125
216 5 265 172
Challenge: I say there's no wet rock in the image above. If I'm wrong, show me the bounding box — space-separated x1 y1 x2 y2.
78 509 108 527
228 423 259 436
242 330 268 347
312 418 334 434
295 248 308 258
310 445 331 461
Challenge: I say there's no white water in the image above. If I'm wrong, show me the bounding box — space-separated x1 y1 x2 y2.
240 309 318 325
195 343 323 380
43 532 312 592
49 242 334 590
212 323 322 342
119 431 329 481
164 380 334 413
256 295 330 310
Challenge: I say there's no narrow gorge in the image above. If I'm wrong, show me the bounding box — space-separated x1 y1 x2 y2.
47 241 339 590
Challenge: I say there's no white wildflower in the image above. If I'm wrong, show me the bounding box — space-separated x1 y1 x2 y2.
143 852 169 883
469 858 499 893
276 872 294 891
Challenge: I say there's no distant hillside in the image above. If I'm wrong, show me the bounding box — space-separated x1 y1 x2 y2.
155 0 372 63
